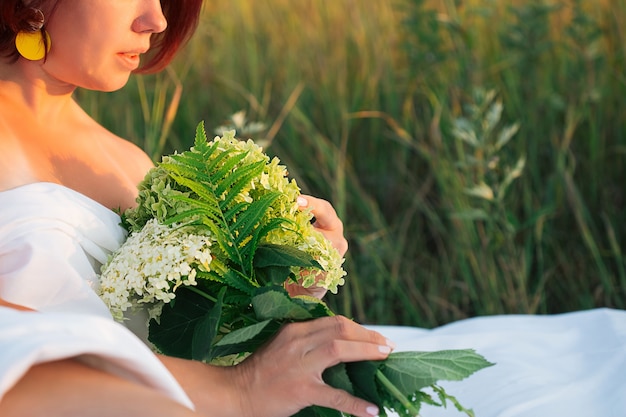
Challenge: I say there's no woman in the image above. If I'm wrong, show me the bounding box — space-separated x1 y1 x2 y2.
0 1 394 416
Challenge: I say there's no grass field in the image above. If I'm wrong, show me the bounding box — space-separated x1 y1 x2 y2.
78 0 626 327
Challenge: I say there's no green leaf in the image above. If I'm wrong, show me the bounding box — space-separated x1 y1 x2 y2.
346 360 383 404
291 406 342 417
191 287 226 362
211 319 282 359
214 320 274 347
194 120 208 146
380 350 494 393
251 287 314 321
148 286 216 359
233 192 282 247
323 363 354 395
215 159 266 205
254 244 323 286
255 265 293 286
431 384 476 417
254 244 323 269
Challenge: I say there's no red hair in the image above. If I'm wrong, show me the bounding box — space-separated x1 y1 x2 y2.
0 0 204 73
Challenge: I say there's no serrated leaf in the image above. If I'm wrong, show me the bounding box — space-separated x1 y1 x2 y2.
323 363 354 395
254 244 323 269
380 350 494 393
148 287 216 359
214 319 273 346
254 244 322 286
252 287 314 321
191 287 225 361
346 360 383 404
291 295 334 318
233 192 282 245
291 406 343 417
255 265 292 286
215 159 266 204
222 269 258 296
211 319 281 359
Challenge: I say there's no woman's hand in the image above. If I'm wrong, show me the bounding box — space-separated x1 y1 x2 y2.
298 195 348 257
285 195 348 299
233 316 394 417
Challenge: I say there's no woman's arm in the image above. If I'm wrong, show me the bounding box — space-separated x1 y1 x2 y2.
0 359 200 417
0 298 31 311
0 303 391 417
0 297 196 416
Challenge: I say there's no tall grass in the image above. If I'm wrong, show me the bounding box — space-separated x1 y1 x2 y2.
78 0 626 328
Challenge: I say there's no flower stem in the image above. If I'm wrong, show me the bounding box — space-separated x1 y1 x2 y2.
375 369 421 416
185 286 218 302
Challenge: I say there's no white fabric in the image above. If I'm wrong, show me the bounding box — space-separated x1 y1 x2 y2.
370 308 626 417
0 182 193 408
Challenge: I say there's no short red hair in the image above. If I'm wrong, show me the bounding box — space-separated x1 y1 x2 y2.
0 0 203 73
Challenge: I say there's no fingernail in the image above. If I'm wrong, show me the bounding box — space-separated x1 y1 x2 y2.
386 339 397 350
297 196 308 207
366 405 379 416
378 345 391 354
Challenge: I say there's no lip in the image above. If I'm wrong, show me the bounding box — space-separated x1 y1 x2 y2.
117 52 140 70
117 52 143 70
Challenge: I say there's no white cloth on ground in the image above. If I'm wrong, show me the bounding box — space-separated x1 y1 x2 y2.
369 307 626 417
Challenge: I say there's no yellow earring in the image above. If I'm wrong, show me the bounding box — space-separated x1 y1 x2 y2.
15 30 51 61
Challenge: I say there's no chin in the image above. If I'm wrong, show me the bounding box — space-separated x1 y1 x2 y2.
86 77 133 93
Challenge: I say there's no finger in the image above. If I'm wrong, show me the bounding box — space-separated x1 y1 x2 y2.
314 316 392 345
305 339 392 371
297 195 348 255
311 384 381 417
284 280 328 299
283 316 395 362
297 195 343 231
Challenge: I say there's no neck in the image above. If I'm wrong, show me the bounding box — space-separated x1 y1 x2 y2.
0 58 77 123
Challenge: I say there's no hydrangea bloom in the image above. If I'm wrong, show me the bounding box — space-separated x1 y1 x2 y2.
99 219 213 321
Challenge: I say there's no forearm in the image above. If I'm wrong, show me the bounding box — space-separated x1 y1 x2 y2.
0 359 199 417
158 355 245 417
0 298 32 311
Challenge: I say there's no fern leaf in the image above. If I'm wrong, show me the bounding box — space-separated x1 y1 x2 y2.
245 217 291 271
214 159 265 204
222 269 258 296
160 157 212 185
161 207 211 227
169 174 222 211
234 191 282 246
223 201 248 223
194 120 209 148
168 195 222 221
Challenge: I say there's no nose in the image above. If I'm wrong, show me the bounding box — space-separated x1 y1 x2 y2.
132 0 168 34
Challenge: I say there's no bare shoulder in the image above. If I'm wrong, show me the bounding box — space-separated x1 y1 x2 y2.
96 129 155 185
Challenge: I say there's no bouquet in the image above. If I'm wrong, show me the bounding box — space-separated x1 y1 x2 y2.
98 123 493 417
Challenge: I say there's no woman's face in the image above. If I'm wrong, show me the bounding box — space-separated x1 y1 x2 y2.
41 0 167 92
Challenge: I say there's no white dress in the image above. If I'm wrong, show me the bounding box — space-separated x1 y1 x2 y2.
1 182 624 417
0 182 194 408
373 308 626 417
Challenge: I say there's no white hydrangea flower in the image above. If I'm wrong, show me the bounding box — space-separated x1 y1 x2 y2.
98 219 213 321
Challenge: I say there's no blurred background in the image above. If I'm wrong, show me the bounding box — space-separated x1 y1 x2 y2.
77 0 626 328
